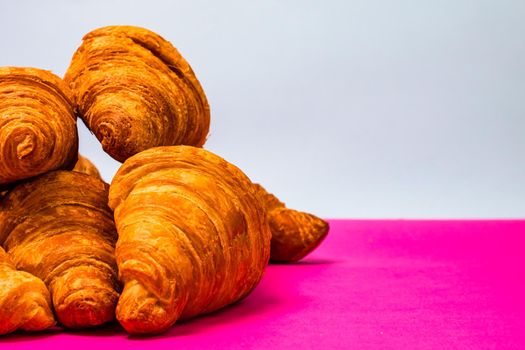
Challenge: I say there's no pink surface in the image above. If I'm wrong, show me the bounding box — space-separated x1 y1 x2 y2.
2 220 525 349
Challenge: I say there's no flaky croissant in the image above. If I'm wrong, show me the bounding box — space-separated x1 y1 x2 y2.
109 146 271 334
64 26 210 162
0 67 78 185
0 171 119 329
254 184 329 263
0 247 55 335
73 154 101 178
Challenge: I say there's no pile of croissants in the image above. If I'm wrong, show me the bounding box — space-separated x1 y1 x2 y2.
0 26 329 335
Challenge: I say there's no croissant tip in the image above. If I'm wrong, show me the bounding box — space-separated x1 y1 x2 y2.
269 208 330 263
56 292 117 329
116 280 173 335
117 315 172 335
21 304 56 331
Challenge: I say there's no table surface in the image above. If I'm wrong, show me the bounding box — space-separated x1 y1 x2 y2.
3 220 525 349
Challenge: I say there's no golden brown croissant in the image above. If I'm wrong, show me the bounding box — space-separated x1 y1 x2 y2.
73 154 101 178
0 246 55 335
254 184 329 263
109 146 271 334
0 67 78 185
0 171 119 329
64 26 210 162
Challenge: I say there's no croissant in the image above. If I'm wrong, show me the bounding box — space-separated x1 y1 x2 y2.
73 154 101 178
0 246 55 335
0 171 119 329
64 26 210 162
0 67 78 185
109 146 271 334
254 184 329 263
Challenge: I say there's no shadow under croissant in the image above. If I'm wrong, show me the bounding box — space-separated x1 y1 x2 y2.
0 258 336 341
0 327 62 343
126 258 337 340
270 258 340 266
0 322 123 342
0 284 282 341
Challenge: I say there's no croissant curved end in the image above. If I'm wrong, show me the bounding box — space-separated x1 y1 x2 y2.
54 287 118 329
116 280 174 335
20 299 56 331
269 208 330 263
0 67 78 185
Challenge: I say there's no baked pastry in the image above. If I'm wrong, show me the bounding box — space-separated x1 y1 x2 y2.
73 154 101 178
64 26 210 162
109 146 270 334
0 67 78 185
0 171 119 329
254 184 329 262
0 246 55 335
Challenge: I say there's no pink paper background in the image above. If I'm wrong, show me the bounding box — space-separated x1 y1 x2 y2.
2 220 525 349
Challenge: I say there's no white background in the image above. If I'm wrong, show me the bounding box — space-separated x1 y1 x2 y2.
1 0 524 218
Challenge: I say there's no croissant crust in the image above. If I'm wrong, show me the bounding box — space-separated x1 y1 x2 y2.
0 67 78 185
109 146 271 334
64 26 210 162
73 154 101 178
0 247 55 335
254 184 329 263
0 171 119 329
